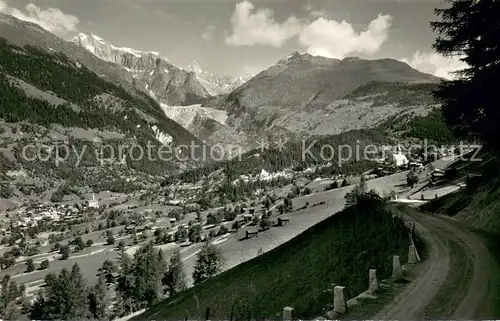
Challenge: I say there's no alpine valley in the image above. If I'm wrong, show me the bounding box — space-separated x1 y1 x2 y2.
0 10 445 200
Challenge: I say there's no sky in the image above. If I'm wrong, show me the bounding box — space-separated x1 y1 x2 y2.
0 0 467 78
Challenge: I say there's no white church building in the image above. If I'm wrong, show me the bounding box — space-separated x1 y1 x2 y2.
88 194 99 208
387 145 409 167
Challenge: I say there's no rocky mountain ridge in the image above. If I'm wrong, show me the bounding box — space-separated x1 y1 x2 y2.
72 32 213 106
72 33 256 104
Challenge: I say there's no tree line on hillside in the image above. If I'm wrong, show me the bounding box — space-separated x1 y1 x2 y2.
344 81 439 107
0 38 176 134
171 128 383 185
385 108 457 145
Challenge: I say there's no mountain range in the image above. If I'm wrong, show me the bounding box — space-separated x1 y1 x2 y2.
72 33 254 104
198 52 441 151
72 31 443 154
186 61 255 93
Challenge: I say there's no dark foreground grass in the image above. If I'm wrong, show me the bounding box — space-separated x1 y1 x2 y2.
134 196 412 321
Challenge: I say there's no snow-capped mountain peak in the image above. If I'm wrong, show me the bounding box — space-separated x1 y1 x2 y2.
90 33 104 42
72 32 212 105
72 33 256 103
187 60 203 74
73 32 161 61
186 60 256 92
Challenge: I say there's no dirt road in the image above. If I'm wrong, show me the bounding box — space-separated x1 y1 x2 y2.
374 206 497 319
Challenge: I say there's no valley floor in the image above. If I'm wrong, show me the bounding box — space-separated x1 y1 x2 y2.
0 156 463 319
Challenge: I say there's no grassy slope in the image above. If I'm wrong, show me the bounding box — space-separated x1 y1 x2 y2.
135 196 412 320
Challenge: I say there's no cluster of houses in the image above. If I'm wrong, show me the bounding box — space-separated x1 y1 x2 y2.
1 195 101 237
381 144 465 169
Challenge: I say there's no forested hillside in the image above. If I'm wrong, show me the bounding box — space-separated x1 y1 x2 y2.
0 37 208 194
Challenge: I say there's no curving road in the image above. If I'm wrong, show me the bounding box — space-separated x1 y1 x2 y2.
374 206 498 319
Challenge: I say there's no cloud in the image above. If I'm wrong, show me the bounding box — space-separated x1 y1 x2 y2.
225 0 303 47
202 24 216 41
402 51 468 79
308 9 330 19
301 1 313 13
300 1 330 19
0 1 79 36
225 1 392 58
298 14 393 58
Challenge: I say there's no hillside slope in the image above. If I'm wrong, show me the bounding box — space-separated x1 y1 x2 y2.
0 13 132 91
133 195 414 320
0 35 207 199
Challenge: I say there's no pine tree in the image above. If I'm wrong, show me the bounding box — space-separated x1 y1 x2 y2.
59 244 70 259
115 249 135 316
66 263 90 318
407 169 419 187
344 175 368 208
157 249 168 279
25 258 35 272
88 274 108 320
132 243 165 306
431 0 500 148
40 259 49 270
31 265 90 319
0 275 22 317
101 259 117 284
163 250 187 296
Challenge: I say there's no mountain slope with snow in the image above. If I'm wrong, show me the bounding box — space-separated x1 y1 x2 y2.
72 33 257 144
186 61 255 93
